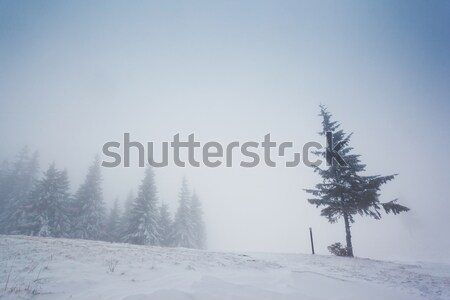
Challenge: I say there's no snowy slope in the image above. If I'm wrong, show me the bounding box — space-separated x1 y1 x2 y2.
0 236 449 300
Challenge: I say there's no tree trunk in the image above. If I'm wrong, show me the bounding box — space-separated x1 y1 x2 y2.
343 212 354 257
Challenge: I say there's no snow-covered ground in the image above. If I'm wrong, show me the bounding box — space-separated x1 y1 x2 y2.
0 236 449 300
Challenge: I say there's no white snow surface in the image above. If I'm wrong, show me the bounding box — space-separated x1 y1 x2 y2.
0 235 449 300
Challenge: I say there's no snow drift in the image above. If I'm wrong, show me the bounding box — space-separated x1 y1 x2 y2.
1 235 449 300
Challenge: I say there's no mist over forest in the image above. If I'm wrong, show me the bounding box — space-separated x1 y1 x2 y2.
0 1 450 274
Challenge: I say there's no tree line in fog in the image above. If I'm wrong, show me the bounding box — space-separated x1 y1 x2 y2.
0 149 206 249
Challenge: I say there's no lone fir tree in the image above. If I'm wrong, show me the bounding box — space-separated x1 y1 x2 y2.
305 106 409 257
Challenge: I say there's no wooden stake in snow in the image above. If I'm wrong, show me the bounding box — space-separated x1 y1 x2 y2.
309 227 315 255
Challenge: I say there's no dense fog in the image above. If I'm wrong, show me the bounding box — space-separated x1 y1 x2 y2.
1 1 449 262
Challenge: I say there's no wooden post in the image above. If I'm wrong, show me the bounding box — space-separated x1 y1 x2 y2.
309 227 315 255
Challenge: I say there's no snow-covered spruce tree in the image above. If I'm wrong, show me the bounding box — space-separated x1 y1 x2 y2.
158 203 173 247
0 148 39 234
105 199 121 242
72 156 106 240
172 177 195 248
0 159 11 233
119 190 135 241
123 167 160 245
305 105 410 257
25 164 71 237
190 191 206 249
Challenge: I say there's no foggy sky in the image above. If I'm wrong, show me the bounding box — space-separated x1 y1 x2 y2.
1 1 449 263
